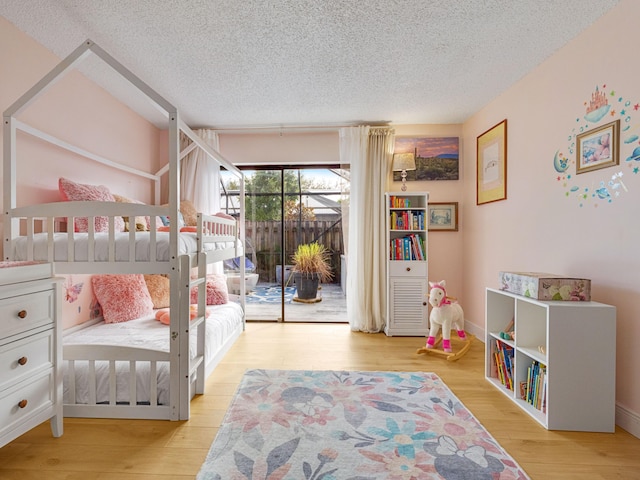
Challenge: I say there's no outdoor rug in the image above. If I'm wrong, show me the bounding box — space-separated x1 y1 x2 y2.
246 286 296 304
197 369 529 480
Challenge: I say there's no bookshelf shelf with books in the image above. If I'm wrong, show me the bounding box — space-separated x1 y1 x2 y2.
385 192 428 336
485 287 616 432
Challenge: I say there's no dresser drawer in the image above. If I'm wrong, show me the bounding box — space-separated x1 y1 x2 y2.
389 261 427 277
0 330 53 391
0 289 54 340
0 371 53 438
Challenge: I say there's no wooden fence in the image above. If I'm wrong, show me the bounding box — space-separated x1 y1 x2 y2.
244 220 344 284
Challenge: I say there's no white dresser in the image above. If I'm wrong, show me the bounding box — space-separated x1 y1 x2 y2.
0 262 62 448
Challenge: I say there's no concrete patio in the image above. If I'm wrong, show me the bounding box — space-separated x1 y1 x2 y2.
243 282 347 323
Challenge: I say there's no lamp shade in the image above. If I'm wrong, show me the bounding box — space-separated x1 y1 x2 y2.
392 152 416 172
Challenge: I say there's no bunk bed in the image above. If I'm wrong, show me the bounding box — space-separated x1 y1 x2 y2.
2 39 246 421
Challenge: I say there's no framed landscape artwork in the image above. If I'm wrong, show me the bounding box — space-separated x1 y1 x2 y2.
393 137 459 181
428 202 458 231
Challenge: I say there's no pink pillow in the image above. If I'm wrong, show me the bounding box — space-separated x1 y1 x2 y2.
92 274 154 323
190 274 229 305
214 212 235 221
59 177 125 233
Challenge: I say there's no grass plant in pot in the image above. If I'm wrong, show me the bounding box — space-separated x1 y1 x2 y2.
291 242 333 300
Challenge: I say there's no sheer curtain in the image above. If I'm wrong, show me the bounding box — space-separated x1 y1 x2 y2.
180 128 222 273
180 128 220 215
340 126 395 332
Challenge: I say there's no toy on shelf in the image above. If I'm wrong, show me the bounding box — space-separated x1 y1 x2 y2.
417 280 473 361
499 318 515 341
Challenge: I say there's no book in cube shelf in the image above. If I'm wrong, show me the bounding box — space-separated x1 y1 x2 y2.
493 339 514 391
524 359 547 413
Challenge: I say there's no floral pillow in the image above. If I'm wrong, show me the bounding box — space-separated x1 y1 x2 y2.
58 177 125 233
92 274 155 323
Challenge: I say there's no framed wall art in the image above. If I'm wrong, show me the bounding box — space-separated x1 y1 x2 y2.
477 119 507 205
576 119 619 174
428 202 458 231
393 137 459 181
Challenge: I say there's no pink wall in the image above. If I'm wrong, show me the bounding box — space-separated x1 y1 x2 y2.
219 125 465 300
219 125 465 306
461 0 640 434
0 17 163 329
392 125 465 303
219 131 340 165
4 0 639 433
0 16 163 210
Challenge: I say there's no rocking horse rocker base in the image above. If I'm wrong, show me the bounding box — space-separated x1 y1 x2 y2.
416 332 474 362
417 280 473 362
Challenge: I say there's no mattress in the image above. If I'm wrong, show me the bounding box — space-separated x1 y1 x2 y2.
62 301 244 405
12 232 240 262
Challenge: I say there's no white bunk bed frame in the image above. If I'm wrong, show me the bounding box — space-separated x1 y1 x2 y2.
2 39 246 421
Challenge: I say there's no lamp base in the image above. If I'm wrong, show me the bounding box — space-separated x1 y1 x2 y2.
401 170 408 191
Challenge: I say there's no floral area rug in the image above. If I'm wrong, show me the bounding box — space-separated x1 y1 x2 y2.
197 369 529 480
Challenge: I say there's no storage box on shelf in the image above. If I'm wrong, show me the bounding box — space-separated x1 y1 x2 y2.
0 262 63 448
385 192 429 336
485 287 616 432
499 271 591 301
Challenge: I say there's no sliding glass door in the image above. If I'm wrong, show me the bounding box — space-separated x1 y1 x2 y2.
220 166 348 322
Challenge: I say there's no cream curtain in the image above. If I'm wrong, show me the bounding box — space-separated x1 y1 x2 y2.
180 129 220 215
180 129 222 274
340 126 395 333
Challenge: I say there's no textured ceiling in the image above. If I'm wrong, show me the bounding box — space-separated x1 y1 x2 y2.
0 0 621 130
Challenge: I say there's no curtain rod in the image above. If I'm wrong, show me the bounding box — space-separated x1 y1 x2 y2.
195 121 392 135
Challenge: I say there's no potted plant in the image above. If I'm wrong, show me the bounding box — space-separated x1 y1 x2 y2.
291 242 333 300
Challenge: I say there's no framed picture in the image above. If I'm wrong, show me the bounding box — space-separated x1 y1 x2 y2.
477 119 507 205
393 137 459 181
576 119 619 174
428 202 458 231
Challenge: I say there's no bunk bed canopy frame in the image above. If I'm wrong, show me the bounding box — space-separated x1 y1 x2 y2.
2 39 246 420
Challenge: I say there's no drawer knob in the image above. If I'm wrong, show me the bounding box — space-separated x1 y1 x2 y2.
423 301 427 306
18 399 28 409
17 310 27 319
406 267 411 272
18 356 28 366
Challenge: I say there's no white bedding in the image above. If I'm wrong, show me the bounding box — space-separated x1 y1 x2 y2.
13 232 240 262
62 301 243 405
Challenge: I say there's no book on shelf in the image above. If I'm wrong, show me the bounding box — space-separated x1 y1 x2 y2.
493 339 514 391
525 359 547 411
389 234 426 261
389 196 410 208
389 210 424 231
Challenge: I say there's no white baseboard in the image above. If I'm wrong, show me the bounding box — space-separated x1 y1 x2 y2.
465 321 484 342
616 403 640 438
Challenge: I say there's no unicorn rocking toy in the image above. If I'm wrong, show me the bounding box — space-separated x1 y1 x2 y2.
416 280 473 361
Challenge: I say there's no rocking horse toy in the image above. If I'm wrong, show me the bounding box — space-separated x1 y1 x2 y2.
416 280 473 361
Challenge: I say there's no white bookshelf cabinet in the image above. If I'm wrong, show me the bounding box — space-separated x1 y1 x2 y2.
485 287 616 432
385 192 428 336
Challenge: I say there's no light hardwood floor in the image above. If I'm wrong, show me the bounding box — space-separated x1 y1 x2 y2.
1 322 639 479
